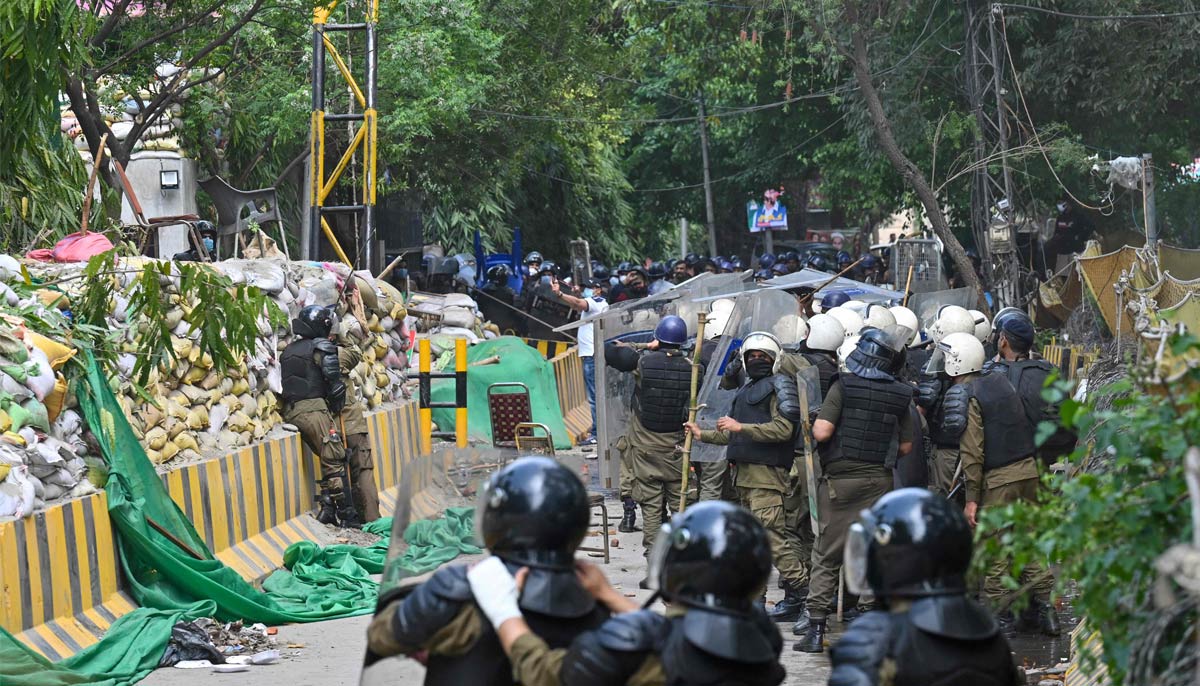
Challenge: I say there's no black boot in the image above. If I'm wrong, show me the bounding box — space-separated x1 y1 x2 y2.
794 619 826 653
767 584 807 623
996 610 1018 638
791 608 811 636
1038 601 1061 636
619 505 640 533
316 493 338 525
337 504 364 529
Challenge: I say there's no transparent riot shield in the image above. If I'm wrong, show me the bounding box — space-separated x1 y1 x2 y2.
552 272 752 490
906 287 976 333
691 288 804 462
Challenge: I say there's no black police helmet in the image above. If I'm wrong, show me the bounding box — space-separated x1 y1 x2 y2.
195 220 217 237
846 326 903 380
650 501 772 615
648 261 667 279
524 251 543 265
592 264 610 281
476 456 590 571
845 488 972 598
486 264 510 283
293 305 334 339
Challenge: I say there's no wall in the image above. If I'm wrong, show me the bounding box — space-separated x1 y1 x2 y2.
119 151 199 257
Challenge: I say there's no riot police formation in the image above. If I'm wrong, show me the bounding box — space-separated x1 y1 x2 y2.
932 332 1060 636
478 264 524 337
796 326 915 653
686 332 810 623
364 457 609 686
279 306 361 528
462 500 786 686
604 315 698 571
830 488 1023 686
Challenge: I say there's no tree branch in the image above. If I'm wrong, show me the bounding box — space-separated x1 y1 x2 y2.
89 0 136 47
94 0 226 75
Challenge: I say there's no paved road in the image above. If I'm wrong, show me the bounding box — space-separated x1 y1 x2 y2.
141 494 837 685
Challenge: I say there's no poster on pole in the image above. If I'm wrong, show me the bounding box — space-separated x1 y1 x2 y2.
750 188 788 233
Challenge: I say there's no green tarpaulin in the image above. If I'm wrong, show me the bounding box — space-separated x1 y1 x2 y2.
0 353 478 685
430 336 572 449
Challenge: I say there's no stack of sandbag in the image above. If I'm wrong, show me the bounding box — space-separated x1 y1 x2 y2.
407 292 489 345
0 316 92 518
18 256 411 467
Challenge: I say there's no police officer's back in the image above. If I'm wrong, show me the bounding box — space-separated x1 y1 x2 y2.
478 264 524 336
365 457 608 685
831 488 1021 686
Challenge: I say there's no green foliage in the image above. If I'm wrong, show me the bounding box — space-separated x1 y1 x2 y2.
73 252 286 385
0 0 84 172
974 342 1200 681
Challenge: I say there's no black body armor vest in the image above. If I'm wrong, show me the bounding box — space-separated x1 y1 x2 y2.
726 376 795 468
802 352 838 397
635 350 693 433
968 374 1036 471
823 374 912 467
280 339 326 403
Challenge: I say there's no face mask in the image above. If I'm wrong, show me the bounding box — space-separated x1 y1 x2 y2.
1056 202 1067 213
610 276 619 288
746 358 774 379
583 288 595 298
203 237 215 252
619 274 629 284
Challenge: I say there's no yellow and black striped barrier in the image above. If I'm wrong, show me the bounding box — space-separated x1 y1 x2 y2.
524 338 572 360
418 337 468 452
1041 340 1099 381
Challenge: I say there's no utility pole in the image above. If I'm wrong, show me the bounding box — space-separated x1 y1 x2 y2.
697 92 718 257
679 218 689 259
1143 153 1157 246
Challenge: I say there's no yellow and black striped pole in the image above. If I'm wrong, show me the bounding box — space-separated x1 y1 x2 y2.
417 337 470 451
418 338 433 455
454 338 468 448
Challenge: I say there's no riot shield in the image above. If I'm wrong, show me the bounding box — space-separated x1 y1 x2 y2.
794 365 823 535
906 287 975 333
569 239 592 286
691 288 803 462
555 272 751 490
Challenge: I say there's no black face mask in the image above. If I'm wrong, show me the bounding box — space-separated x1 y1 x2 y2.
746 359 774 379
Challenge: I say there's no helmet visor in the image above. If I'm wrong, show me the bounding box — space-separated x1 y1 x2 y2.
645 522 674 592
924 348 947 375
844 521 871 596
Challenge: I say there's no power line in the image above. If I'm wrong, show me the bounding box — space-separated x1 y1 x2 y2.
993 3 1200 20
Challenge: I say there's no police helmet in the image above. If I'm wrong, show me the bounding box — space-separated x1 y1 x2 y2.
968 309 991 342
195 220 217 237
524 251 544 266
539 260 557 275
648 501 772 615
836 250 853 266
293 305 335 339
475 456 589 571
592 264 610 281
706 299 736 339
685 252 700 266
927 332 985 377
861 254 879 269
805 314 845 352
616 261 634 275
648 261 668 279
846 326 904 380
740 331 783 369
845 488 972 598
654 315 688 346
758 253 776 269
730 257 745 271
771 262 788 276
928 305 976 344
837 334 861 371
486 264 510 284
719 260 734 273
862 304 897 330
826 307 864 337
807 254 829 272
888 305 922 347
821 291 851 310
754 269 772 281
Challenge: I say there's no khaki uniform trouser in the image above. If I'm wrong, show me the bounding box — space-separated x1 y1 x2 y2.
932 446 959 496
981 477 1054 607
286 406 347 494
346 432 381 522
737 464 808 589
782 472 815 584
807 473 893 620
629 444 683 555
696 459 735 502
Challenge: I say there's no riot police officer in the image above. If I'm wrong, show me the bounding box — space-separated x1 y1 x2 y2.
796 328 914 652
605 315 696 572
334 307 381 524
915 306 981 496
796 314 844 396
280 306 357 527
647 262 671 295
172 220 218 262
830 488 1022 686
364 456 609 685
933 333 1059 635
478 264 524 336
983 311 1076 466
463 500 786 686
686 332 808 622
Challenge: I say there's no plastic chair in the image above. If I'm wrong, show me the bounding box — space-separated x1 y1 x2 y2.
198 176 286 259
488 382 532 449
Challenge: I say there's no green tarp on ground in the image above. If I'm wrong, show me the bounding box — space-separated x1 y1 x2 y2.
0 353 479 685
430 336 572 449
